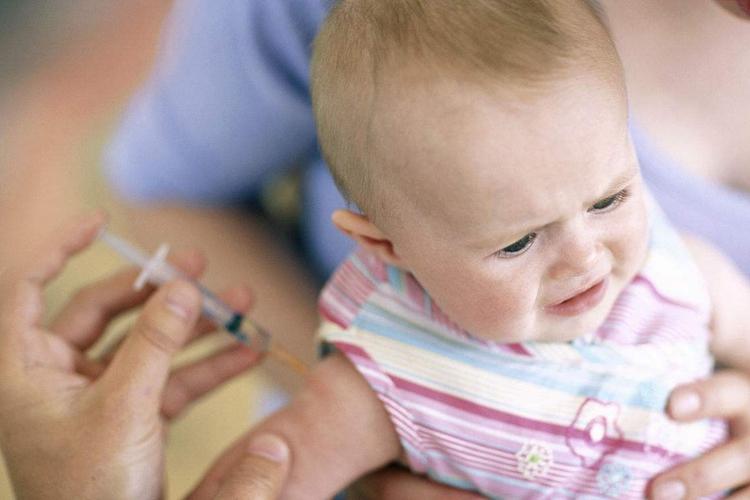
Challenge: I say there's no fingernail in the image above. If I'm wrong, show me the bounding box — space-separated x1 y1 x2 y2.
247 434 289 463
670 390 701 418
652 479 686 500
165 282 196 320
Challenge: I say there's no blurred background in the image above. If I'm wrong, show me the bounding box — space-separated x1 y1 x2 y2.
0 1 260 497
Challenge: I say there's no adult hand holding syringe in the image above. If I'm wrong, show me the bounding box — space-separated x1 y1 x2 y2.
99 229 308 374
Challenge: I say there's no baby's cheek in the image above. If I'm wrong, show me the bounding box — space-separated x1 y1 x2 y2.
454 282 536 337
602 198 648 281
413 263 538 337
613 224 648 279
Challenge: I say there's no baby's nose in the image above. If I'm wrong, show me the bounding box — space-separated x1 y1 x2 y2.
547 237 601 281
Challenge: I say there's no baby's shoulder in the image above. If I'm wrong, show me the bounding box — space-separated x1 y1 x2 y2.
318 248 392 329
636 202 711 316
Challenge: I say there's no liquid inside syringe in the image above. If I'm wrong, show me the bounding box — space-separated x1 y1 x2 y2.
99 229 307 374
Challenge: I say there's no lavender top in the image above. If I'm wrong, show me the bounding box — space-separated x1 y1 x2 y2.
105 0 750 278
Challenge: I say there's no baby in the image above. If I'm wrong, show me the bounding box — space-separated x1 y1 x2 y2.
250 0 750 498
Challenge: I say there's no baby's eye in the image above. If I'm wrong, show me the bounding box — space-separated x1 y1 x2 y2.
496 233 537 258
589 189 630 213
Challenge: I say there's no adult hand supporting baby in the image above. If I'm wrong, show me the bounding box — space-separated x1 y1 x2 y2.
650 371 750 499
0 213 289 500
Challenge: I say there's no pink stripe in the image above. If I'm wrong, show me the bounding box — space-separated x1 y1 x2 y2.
330 341 370 360
353 249 388 281
505 343 533 356
332 340 686 465
416 411 677 475
325 285 361 318
319 305 347 328
331 269 372 304
337 262 374 297
391 375 668 456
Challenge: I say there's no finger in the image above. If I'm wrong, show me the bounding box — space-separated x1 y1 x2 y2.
51 248 206 350
212 434 290 500
97 285 253 366
668 371 750 425
728 486 750 500
93 325 135 365
188 433 252 500
98 280 202 403
714 0 750 19
10 212 107 290
161 343 261 420
353 466 484 500
0 212 106 367
0 212 106 324
649 436 750 499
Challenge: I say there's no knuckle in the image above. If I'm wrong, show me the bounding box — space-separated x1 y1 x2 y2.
226 462 279 497
739 436 750 458
162 377 191 419
0 280 39 323
135 315 183 354
4 280 26 304
243 465 279 492
682 465 711 495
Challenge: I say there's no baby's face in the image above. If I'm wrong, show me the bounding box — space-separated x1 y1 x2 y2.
371 70 649 343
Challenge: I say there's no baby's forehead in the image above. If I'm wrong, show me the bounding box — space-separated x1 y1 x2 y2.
371 75 631 236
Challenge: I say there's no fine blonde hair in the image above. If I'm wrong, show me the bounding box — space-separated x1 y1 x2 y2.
311 0 615 220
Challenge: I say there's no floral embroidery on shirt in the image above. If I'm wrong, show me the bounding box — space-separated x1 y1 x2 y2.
516 441 553 480
566 398 624 467
596 462 631 497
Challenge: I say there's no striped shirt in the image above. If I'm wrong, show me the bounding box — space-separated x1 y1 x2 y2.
318 209 726 499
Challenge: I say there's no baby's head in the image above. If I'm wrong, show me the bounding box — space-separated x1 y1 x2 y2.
312 0 649 343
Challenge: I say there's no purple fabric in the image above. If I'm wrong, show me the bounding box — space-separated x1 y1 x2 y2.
105 0 750 278
634 125 750 276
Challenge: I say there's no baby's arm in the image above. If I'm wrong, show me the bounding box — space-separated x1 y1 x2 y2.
683 235 750 368
245 351 401 499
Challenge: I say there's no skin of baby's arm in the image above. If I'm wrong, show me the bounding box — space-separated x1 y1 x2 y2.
244 351 402 499
682 234 750 368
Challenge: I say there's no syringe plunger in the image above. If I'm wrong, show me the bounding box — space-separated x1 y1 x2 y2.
99 230 276 356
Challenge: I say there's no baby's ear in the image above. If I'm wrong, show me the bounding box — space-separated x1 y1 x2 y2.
332 210 404 267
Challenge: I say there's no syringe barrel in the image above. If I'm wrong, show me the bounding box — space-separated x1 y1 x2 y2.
198 284 270 352
198 284 235 326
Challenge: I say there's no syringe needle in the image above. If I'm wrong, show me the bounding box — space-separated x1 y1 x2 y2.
268 345 309 375
236 316 309 374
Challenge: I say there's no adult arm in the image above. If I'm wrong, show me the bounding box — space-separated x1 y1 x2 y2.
189 352 402 500
105 0 333 387
106 0 327 203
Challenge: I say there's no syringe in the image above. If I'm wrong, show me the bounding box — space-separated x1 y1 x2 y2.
99 229 307 374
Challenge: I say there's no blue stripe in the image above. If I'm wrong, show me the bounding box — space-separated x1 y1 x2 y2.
388 265 404 291
353 305 674 410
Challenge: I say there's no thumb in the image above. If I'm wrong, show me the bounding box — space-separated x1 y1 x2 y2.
99 279 202 402
214 434 291 500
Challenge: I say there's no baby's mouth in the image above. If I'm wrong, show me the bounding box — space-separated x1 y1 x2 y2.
545 277 609 317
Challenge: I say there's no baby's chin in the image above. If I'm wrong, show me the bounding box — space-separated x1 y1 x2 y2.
479 326 595 344
473 297 617 344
